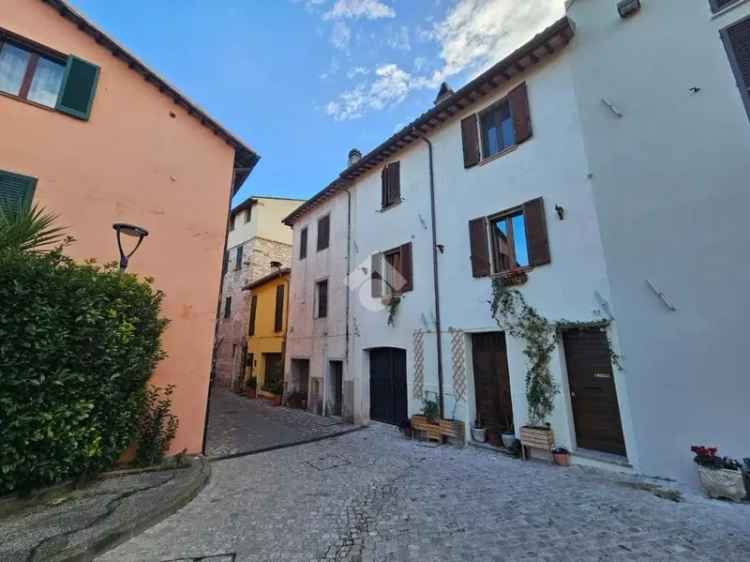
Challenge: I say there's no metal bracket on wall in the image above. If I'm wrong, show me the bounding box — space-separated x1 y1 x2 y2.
601 97 623 118
646 279 677 311
594 290 615 320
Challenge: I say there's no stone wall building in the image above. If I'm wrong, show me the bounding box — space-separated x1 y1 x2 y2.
214 196 303 389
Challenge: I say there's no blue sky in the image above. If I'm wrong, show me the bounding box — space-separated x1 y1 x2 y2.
68 0 561 207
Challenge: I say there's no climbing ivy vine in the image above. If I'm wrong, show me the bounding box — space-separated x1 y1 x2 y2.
489 277 622 428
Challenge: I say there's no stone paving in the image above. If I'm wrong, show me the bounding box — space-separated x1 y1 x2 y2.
205 385 356 458
99 423 749 562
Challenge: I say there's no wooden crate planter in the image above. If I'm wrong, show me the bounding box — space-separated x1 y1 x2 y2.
519 426 554 460
411 415 442 442
439 419 465 444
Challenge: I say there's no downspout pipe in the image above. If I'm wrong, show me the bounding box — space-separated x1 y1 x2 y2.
414 129 445 420
345 187 352 367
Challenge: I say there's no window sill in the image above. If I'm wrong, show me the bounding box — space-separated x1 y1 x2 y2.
378 199 404 213
491 268 530 287
0 90 56 113
479 144 518 167
711 0 749 19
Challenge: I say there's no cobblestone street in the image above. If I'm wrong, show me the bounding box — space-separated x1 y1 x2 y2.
100 423 749 562
205 386 356 458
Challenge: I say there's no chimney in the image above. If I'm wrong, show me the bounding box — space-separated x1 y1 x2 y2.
434 82 454 106
348 148 362 167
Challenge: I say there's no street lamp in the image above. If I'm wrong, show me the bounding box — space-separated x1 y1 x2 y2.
112 223 149 272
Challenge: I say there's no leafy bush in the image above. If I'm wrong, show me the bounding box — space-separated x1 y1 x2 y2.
134 385 179 467
0 249 168 494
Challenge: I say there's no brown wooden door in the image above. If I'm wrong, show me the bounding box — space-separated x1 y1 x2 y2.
472 332 514 446
563 329 626 456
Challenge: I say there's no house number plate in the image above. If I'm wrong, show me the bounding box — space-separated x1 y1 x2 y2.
593 372 611 379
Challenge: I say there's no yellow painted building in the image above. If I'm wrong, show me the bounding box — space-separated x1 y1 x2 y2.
244 268 290 397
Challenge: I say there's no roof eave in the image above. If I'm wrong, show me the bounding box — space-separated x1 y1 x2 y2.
282 16 575 226
40 0 260 189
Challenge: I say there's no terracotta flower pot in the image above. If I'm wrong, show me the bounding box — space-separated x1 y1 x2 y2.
553 452 570 466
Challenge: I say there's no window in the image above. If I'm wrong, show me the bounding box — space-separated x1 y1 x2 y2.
246 352 254 372
229 213 236 231
491 211 529 273
274 284 285 332
222 250 229 277
315 279 328 318
300 227 308 260
480 100 515 159
722 15 750 121
248 294 258 335
244 207 252 224
381 161 401 208
461 82 532 168
468 198 550 278
0 34 99 120
317 215 330 252
224 296 232 319
0 41 65 108
0 169 37 213
371 243 413 298
235 244 243 270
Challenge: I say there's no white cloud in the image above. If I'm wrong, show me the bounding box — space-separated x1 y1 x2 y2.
386 25 411 52
330 21 352 50
327 63 412 120
347 66 370 79
324 0 563 120
323 0 395 20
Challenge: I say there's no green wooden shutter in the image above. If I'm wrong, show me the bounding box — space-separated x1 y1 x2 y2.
0 170 37 214
56 55 100 121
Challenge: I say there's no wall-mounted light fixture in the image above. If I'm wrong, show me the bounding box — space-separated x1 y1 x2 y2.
555 205 565 220
113 223 149 272
617 0 641 19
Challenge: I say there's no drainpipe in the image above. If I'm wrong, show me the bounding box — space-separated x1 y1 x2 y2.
414 129 445 420
345 187 352 367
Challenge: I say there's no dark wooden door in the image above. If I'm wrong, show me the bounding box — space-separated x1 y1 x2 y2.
329 361 343 416
369 348 408 426
563 329 626 456
472 332 514 447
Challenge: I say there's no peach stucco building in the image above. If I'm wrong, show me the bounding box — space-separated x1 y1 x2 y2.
0 0 258 453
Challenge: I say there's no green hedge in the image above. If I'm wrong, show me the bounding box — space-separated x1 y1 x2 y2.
0 250 167 494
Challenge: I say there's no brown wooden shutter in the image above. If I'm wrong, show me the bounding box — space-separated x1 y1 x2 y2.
317 215 330 251
248 294 258 335
468 217 490 277
400 242 413 292
299 227 308 260
723 17 750 119
390 161 401 203
371 253 383 298
508 82 532 144
461 114 480 168
381 166 389 208
523 197 550 267
274 285 285 332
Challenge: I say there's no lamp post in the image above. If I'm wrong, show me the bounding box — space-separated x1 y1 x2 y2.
112 223 149 272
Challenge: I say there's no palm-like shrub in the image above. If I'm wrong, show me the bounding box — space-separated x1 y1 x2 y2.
0 203 68 253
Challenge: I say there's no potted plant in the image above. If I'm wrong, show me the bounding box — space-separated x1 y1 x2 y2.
410 397 442 442
471 418 487 443
398 418 412 439
552 446 570 466
263 377 284 407
244 376 257 399
691 446 747 502
501 415 516 449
